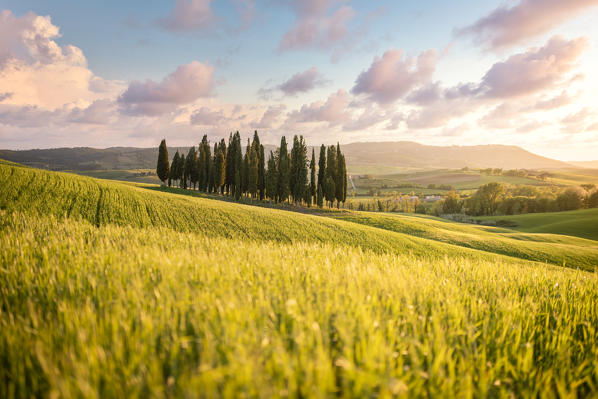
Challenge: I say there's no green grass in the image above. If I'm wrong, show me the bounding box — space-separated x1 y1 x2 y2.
2 212 598 398
71 169 162 184
329 212 598 272
476 208 598 241
0 162 517 263
2 160 598 398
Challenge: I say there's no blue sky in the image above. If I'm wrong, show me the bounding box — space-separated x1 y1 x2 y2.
1 0 597 160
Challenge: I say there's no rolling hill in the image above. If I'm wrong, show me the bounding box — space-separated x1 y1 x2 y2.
0 141 573 172
2 159 598 397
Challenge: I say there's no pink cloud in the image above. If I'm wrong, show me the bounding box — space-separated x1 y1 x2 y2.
352 49 436 104
68 99 116 125
478 36 588 99
277 0 356 52
457 0 598 50
190 106 228 126
251 105 286 129
157 0 215 32
278 67 328 96
286 89 351 125
118 61 215 116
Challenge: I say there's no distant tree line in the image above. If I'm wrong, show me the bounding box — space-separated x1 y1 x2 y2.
156 133 347 208
439 182 598 216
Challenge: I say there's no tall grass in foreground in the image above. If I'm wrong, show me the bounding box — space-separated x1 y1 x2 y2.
1 212 597 398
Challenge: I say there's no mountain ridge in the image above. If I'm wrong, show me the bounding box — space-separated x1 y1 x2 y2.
0 141 574 171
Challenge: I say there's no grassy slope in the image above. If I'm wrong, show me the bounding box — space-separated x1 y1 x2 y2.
2 211 597 398
1 161 596 270
330 212 598 271
476 208 598 241
0 162 507 263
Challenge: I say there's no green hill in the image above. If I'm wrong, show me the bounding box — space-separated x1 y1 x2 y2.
1 160 596 270
2 160 598 398
476 208 598 241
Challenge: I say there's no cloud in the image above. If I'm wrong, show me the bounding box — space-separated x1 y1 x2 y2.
533 90 572 110
278 67 328 96
352 49 436 104
561 108 596 133
68 99 116 125
342 106 387 131
118 61 215 116
457 0 598 50
190 106 229 126
278 0 356 52
157 0 215 33
286 89 351 125
251 105 286 129
477 36 587 99
0 10 124 111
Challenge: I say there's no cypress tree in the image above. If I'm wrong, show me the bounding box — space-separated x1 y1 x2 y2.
289 135 308 206
225 133 234 195
214 139 226 194
277 136 290 203
325 145 337 207
242 138 250 196
266 150 278 202
317 183 324 208
156 139 170 185
180 154 187 189
248 145 259 199
186 146 198 190
233 133 243 198
310 148 316 204
317 144 326 206
258 144 266 200
169 150 180 187
335 143 344 208
341 153 347 205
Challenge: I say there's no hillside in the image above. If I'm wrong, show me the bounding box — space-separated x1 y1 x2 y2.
0 141 572 172
341 142 571 170
476 208 598 241
1 159 596 270
2 160 598 397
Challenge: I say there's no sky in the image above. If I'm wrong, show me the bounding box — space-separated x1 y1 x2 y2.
0 0 597 161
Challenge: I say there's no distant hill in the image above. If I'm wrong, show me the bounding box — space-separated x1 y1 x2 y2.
341 142 572 170
0 141 572 171
568 161 598 169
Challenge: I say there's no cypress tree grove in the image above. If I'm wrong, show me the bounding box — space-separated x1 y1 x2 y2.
156 139 170 185
233 133 243 199
277 136 290 203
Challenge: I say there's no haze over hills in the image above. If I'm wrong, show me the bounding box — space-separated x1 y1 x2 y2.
0 141 579 171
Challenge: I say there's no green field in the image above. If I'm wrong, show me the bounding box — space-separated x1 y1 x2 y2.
71 169 162 184
476 208 598 241
2 160 598 398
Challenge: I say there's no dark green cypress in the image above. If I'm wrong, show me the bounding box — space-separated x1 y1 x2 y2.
317 144 326 206
258 144 266 200
325 145 337 207
310 148 316 204
277 136 290 203
266 151 278 202
156 139 170 185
